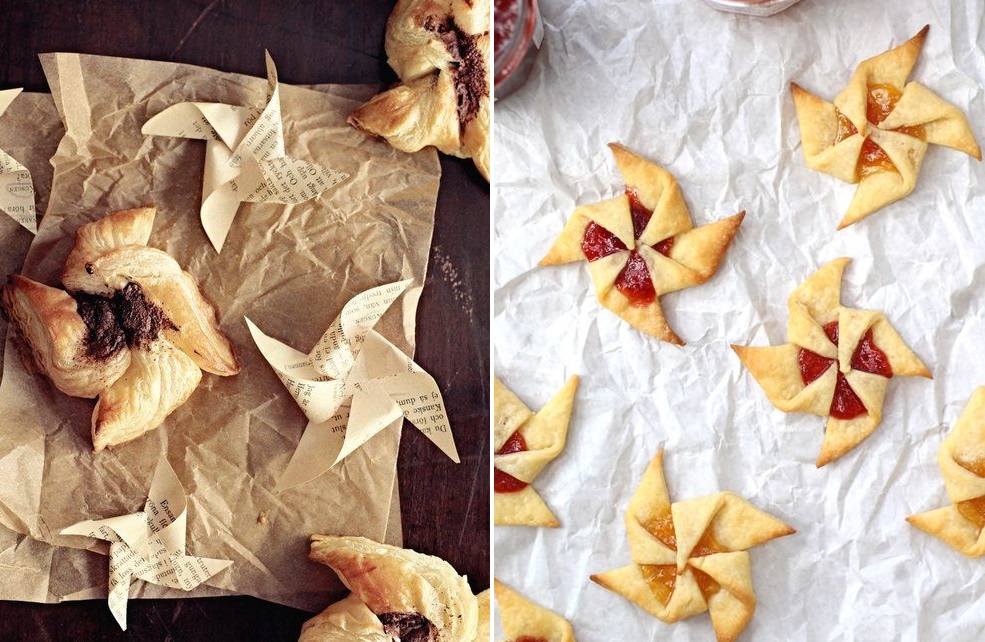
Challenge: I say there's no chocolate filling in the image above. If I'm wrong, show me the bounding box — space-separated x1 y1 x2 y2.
424 16 487 131
378 612 437 642
73 282 174 359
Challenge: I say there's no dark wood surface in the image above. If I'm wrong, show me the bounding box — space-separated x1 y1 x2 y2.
0 1 489 639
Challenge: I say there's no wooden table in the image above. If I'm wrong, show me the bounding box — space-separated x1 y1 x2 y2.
0 1 489 639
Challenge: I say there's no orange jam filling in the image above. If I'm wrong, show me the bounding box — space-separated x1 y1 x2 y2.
643 513 677 550
835 110 858 144
640 564 677 606
956 459 985 527
866 84 902 125
690 565 723 601
856 137 898 180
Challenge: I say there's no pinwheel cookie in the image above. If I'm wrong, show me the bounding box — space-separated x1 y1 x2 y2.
348 0 491 180
2 206 239 451
540 144 744 344
304 535 488 642
591 450 794 642
732 258 930 467
791 25 980 229
494 580 575 642
494 376 578 528
908 387 985 557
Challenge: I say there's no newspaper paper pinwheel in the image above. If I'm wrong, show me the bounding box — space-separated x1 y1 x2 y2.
142 53 348 252
0 88 37 233
60 456 232 630
246 279 458 490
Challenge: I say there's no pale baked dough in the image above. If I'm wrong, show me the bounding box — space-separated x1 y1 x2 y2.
307 535 481 642
494 580 575 642
591 450 794 642
791 25 980 228
348 0 490 180
494 376 579 528
541 144 743 344
908 387 985 557
732 258 930 466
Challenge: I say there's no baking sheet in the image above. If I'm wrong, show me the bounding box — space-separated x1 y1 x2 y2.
0 54 439 611
493 0 985 639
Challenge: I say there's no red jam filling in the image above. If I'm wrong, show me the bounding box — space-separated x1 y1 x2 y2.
831 371 867 419
581 221 628 261
627 188 653 239
493 0 520 61
614 250 656 306
850 329 893 377
798 350 834 386
653 236 675 257
494 432 528 493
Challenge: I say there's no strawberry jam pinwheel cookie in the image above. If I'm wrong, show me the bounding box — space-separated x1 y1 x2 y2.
909 387 985 557
494 376 578 528
791 25 980 229
591 450 794 642
540 144 744 344
494 580 575 642
732 258 931 467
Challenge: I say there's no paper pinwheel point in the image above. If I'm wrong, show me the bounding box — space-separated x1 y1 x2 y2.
59 456 232 630
141 52 349 252
791 25 981 229
591 449 794 642
732 258 931 467
246 279 459 490
0 88 38 233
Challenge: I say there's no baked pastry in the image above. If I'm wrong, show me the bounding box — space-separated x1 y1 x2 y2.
304 535 487 642
494 376 578 528
2 206 239 451
791 25 980 229
540 144 744 344
908 387 985 556
494 579 575 642
348 0 490 180
591 450 794 642
732 258 930 467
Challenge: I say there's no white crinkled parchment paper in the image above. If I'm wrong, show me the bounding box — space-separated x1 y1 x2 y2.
493 0 985 640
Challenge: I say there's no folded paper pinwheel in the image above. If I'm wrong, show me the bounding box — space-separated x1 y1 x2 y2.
909 387 985 557
246 280 458 490
591 450 794 642
142 53 349 252
60 456 232 630
0 88 37 233
732 258 931 467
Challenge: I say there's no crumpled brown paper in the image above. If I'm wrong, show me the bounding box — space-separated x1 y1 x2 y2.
0 53 440 611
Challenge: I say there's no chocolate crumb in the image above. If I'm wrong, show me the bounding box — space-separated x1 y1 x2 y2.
424 17 487 131
114 282 175 350
73 282 174 358
73 292 126 360
378 612 437 642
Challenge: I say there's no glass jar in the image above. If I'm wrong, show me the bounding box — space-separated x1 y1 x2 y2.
701 0 804 16
494 0 544 100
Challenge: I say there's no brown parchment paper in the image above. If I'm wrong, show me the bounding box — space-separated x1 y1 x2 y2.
0 53 439 611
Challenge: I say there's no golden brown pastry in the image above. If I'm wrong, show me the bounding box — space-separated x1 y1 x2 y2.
732 258 930 466
591 450 794 642
908 387 985 556
494 376 578 528
305 535 486 642
540 144 744 344
495 580 575 642
348 0 490 181
2 206 239 451
791 25 980 229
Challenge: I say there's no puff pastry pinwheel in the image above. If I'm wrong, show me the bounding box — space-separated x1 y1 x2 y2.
348 0 491 180
304 535 488 642
791 25 981 229
540 144 744 344
494 376 578 528
591 450 794 642
494 580 575 642
2 206 239 451
732 258 930 467
908 387 985 557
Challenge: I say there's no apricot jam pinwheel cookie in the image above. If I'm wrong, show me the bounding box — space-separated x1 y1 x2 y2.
540 144 744 344
591 450 794 642
494 376 578 528
791 25 981 229
494 580 575 642
908 387 985 557
732 258 931 467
